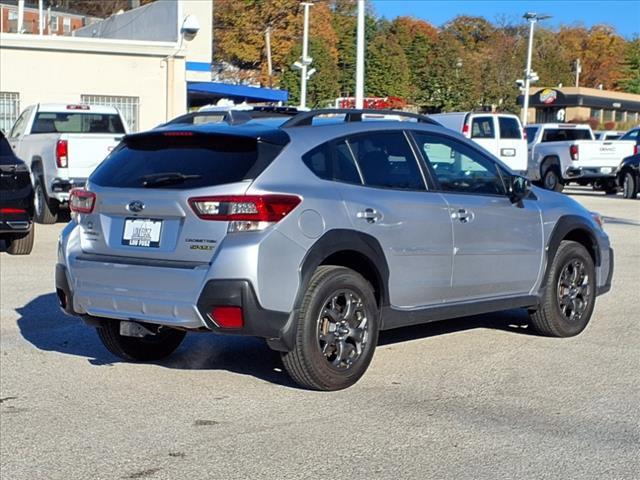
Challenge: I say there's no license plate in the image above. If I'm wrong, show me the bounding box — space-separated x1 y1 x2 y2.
600 167 613 174
122 218 162 248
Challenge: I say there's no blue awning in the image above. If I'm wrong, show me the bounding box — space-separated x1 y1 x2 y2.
187 82 289 105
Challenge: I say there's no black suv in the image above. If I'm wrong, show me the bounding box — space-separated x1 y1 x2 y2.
1 132 34 254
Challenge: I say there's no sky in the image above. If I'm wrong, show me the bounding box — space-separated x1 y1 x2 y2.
371 0 640 39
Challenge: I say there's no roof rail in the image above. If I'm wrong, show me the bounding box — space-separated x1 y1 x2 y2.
280 108 440 128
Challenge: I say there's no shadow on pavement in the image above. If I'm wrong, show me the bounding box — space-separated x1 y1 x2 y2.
17 293 538 388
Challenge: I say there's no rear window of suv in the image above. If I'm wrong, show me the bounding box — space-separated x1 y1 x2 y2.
90 133 262 189
31 112 125 134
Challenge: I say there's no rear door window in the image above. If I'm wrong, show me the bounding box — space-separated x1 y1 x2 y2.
32 112 125 134
91 133 263 189
470 117 495 138
498 117 522 139
347 131 425 190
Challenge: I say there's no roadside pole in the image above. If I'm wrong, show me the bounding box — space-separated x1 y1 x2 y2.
355 0 365 109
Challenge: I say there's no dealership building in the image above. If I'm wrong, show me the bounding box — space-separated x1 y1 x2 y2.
519 86 640 127
0 0 287 134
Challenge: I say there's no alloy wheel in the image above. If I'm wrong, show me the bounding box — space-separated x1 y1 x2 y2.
556 259 591 322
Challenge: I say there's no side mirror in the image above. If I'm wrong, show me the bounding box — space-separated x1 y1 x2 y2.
509 175 531 203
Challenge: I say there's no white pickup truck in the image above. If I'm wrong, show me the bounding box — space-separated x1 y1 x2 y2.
524 123 636 193
7 104 128 223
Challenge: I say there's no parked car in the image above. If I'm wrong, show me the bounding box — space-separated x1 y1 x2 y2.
616 154 640 199
161 105 301 127
7 104 128 224
1 131 34 255
56 108 614 391
594 130 625 141
524 123 636 193
618 127 640 149
429 112 528 175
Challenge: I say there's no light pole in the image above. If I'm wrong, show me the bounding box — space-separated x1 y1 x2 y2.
355 0 365 109
521 12 551 125
295 2 314 109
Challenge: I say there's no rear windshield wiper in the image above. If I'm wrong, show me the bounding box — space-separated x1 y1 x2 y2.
140 172 202 187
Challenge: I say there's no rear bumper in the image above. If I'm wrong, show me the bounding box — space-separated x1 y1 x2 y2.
565 166 617 180
51 177 86 202
0 215 32 234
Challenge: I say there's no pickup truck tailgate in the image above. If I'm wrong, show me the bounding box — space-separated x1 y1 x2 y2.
66 134 123 179
575 140 636 168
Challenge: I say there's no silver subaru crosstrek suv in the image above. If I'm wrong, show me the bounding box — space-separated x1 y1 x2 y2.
56 109 614 391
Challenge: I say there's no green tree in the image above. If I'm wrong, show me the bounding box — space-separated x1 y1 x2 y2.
365 30 411 98
617 38 640 93
280 38 340 107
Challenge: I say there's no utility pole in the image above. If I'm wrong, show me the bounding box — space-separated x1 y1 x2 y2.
575 58 581 88
17 0 24 33
265 25 273 88
521 12 551 125
355 0 365 109
38 0 43 35
293 2 314 109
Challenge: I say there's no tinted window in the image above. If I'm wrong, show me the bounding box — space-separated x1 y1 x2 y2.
524 126 538 144
541 128 592 142
620 129 639 142
302 140 361 184
347 132 425 190
498 117 522 139
32 112 125 134
471 117 495 138
413 132 506 196
91 134 261 189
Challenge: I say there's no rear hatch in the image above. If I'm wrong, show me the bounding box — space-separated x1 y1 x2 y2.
78 129 287 263
573 140 636 170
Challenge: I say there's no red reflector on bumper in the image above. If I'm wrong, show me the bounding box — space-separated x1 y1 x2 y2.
210 306 244 329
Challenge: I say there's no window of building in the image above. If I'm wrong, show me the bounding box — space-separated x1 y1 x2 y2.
81 95 139 132
0 92 20 134
590 109 602 121
8 10 18 32
50 15 59 33
63 16 71 33
614 110 624 122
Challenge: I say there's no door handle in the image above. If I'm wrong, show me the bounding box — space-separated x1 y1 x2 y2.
451 208 474 223
356 208 382 223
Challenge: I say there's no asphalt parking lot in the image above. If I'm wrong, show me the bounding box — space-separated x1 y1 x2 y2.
1 188 638 480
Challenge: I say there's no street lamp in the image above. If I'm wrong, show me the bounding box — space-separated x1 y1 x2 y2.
521 12 551 125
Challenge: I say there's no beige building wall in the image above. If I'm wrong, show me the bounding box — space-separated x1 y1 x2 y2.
0 33 187 131
182 0 213 83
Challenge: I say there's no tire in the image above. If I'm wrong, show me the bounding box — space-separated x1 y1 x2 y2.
622 172 638 199
6 226 34 255
542 167 564 192
33 179 58 224
96 319 186 361
529 241 596 337
281 266 379 391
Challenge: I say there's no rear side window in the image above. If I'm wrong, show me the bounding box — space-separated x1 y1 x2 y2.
347 132 425 190
91 134 261 189
302 140 361 184
498 117 522 139
471 117 495 138
32 112 125 134
541 128 592 142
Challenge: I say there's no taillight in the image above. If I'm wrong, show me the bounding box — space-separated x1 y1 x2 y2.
69 188 96 214
56 140 68 168
0 207 26 214
634 145 638 156
188 194 301 232
569 144 579 161
209 306 244 329
462 124 470 136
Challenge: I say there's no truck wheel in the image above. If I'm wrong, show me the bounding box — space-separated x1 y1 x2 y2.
281 266 379 391
34 179 58 224
96 319 186 361
622 172 638 199
6 227 34 255
542 168 564 192
529 241 596 337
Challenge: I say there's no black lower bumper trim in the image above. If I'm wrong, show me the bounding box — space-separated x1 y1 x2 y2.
196 280 293 348
597 247 614 296
55 263 78 316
